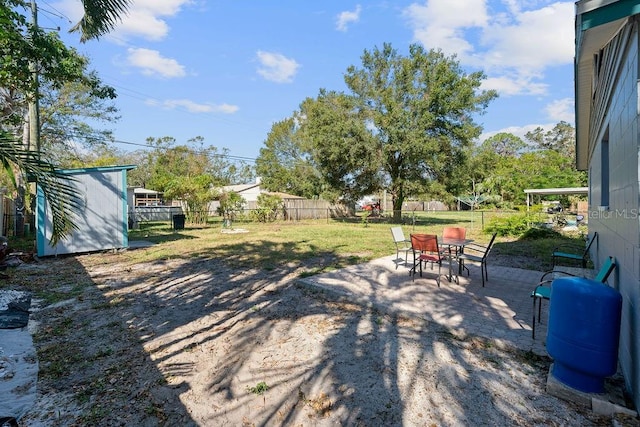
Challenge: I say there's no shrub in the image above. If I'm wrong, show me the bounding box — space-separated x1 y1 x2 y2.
485 213 532 237
217 191 246 227
251 194 284 223
520 227 562 240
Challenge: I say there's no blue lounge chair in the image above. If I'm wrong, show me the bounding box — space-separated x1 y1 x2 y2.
551 232 598 268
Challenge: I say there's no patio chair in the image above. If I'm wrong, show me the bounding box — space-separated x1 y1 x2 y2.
457 233 497 287
531 255 616 339
440 227 466 255
410 234 447 286
390 226 412 269
552 232 598 268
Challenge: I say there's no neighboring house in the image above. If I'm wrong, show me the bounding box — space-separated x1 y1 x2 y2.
217 178 304 209
576 0 640 409
126 187 182 227
213 178 347 220
222 180 263 203
127 187 163 206
36 165 136 257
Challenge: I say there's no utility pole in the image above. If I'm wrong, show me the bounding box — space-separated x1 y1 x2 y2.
16 0 40 237
29 0 40 154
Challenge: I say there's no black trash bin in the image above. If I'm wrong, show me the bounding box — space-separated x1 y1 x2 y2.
172 214 186 230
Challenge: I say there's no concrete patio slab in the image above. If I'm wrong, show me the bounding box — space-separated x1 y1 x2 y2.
298 255 554 356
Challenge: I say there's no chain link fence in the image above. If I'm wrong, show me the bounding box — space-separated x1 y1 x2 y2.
127 208 542 230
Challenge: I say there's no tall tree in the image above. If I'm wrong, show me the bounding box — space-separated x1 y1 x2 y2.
300 43 497 220
462 124 586 207
525 121 576 159
1 1 96 129
476 133 525 203
483 132 526 157
0 0 111 242
38 70 119 165
256 116 329 199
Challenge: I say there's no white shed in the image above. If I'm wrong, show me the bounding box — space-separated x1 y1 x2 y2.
36 165 136 257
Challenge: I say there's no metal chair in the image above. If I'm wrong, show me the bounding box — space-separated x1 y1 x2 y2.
552 232 598 268
410 234 447 286
440 227 466 256
390 227 412 269
531 255 616 339
457 233 497 287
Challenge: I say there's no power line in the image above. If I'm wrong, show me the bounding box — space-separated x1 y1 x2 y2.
110 138 257 162
38 0 71 22
42 130 258 162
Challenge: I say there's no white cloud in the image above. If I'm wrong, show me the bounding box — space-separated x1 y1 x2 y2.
479 3 574 72
112 0 192 41
480 123 546 143
146 99 239 114
403 1 575 96
545 97 574 123
256 51 300 83
481 75 547 96
403 0 488 58
336 5 362 32
127 48 186 78
113 9 170 41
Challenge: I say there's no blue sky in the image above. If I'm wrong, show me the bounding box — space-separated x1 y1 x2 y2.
42 0 576 162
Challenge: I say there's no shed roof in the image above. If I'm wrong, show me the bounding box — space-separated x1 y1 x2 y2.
131 187 161 195
223 183 260 193
56 164 137 175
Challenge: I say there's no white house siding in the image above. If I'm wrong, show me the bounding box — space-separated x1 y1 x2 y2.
586 20 640 407
37 166 134 256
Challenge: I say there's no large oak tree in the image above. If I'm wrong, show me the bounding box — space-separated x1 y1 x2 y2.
299 43 497 220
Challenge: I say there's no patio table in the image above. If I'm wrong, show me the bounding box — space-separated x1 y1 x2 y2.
440 237 473 282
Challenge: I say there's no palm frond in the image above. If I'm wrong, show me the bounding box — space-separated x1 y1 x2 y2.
70 0 132 42
0 132 83 245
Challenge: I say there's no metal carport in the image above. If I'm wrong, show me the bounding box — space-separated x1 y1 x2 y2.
524 187 588 211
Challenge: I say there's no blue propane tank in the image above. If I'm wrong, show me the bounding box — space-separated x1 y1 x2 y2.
547 277 622 393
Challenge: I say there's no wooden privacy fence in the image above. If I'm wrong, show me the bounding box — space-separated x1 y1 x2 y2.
211 199 353 221
400 201 449 211
280 199 352 220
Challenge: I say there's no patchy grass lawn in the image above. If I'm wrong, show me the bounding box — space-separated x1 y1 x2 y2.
124 217 586 272
9 216 588 304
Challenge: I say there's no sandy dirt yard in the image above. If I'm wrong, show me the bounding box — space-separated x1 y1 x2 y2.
10 251 622 426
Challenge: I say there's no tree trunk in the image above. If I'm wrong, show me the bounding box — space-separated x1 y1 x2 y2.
392 196 403 223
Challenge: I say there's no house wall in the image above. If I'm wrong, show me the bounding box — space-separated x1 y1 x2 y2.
37 167 131 256
587 20 640 407
237 186 262 202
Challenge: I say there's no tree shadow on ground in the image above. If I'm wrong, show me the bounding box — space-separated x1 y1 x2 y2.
9 257 196 426
12 235 608 425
